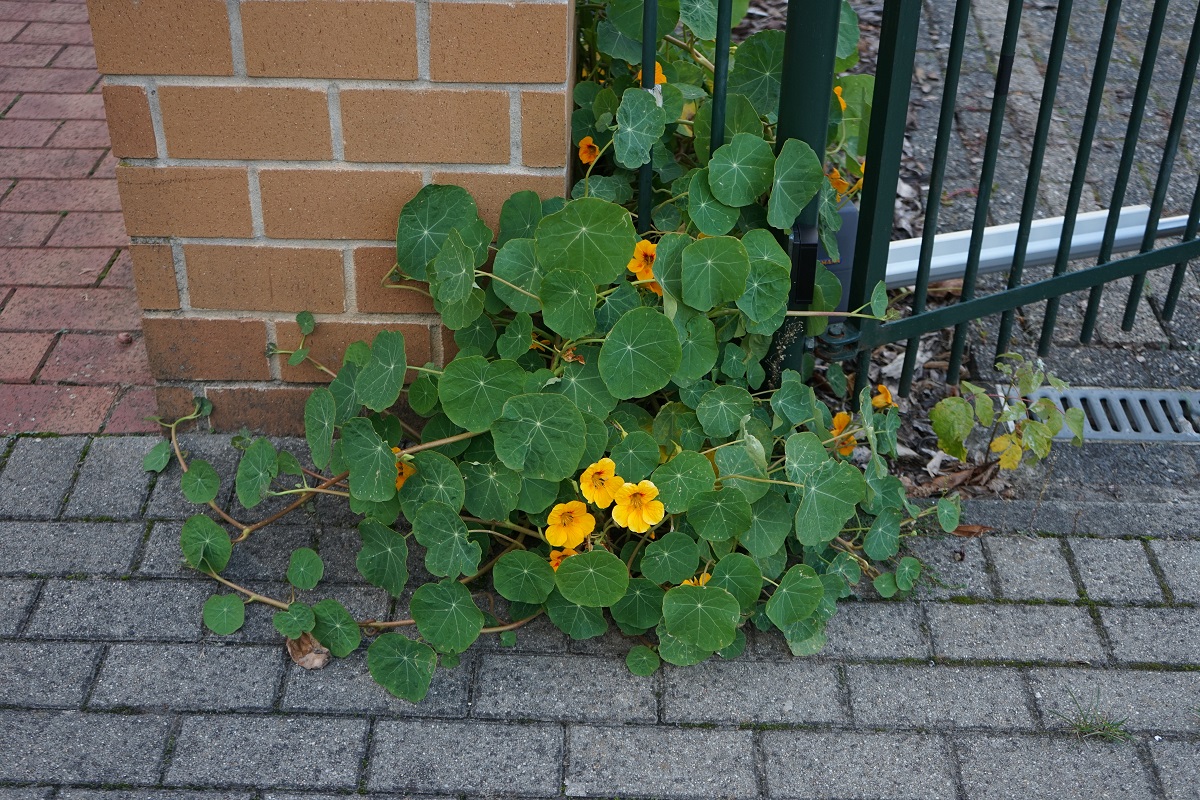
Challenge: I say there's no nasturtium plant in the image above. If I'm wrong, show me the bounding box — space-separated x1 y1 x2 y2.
149 0 1082 705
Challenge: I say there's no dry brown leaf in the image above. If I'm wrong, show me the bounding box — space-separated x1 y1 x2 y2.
950 524 995 538
287 632 331 670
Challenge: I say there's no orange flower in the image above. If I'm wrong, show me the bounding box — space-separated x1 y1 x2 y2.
834 85 847 112
681 572 711 587
391 447 417 490
627 240 663 295
580 458 624 509
828 167 851 199
549 548 577 571
871 384 897 409
546 500 595 549
830 411 857 457
578 136 600 165
612 480 666 534
636 61 667 86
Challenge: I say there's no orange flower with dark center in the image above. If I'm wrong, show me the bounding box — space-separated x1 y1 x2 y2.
871 384 897 409
579 136 600 165
546 500 595 549
830 411 857 457
828 167 851 199
549 548 577 571
392 447 417 490
612 480 666 534
626 240 663 295
580 458 623 509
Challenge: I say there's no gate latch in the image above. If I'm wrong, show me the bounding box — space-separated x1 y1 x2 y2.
788 221 819 306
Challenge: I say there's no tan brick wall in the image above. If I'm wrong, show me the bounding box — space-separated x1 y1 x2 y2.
88 0 573 434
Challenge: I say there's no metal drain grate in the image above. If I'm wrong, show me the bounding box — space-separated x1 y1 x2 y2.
1028 388 1200 443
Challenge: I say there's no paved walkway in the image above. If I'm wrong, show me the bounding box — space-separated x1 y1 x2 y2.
0 0 154 436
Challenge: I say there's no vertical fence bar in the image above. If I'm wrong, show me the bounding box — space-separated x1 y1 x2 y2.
847 0 922 389
898 0 972 396
1163 171 1200 320
636 0 658 234
944 0 1023 384
1036 0 1123 355
1122 1 1200 329
710 0 733 155
994 0 1073 359
1079 0 1171 342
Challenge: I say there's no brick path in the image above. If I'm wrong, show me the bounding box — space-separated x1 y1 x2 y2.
0 0 155 436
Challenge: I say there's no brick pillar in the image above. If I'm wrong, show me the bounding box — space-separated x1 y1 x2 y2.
87 0 573 434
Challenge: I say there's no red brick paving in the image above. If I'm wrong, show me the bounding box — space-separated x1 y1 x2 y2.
0 1 154 434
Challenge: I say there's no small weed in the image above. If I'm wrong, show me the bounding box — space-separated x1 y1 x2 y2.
1050 689 1133 742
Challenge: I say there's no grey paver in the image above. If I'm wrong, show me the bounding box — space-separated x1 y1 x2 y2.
473 653 657 722
90 643 283 711
0 791 52 800
0 641 101 708
1030 667 1200 734
0 521 143 576
956 735 1153 799
761 731 955 800
2 709 170 783
0 436 86 519
1069 538 1163 603
661 660 844 725
566 726 757 799
282 648 470 718
794 600 929 660
1102 607 1200 664
64 435 157 519
987 535 1078 600
24 579 209 641
166 714 369 789
1149 539 1200 602
905 535 993 599
966 499 1200 538
926 603 1106 663
146 434 240 520
1151 740 1200 800
369 719 563 796
849 665 1036 730
0 578 40 635
59 793 252 800
137 521 313 581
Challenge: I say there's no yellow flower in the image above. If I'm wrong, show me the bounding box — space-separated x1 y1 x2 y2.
549 548 577 571
834 85 847 112
579 135 600 165
546 500 595 549
828 167 851 199
580 458 624 509
681 572 711 587
830 411 857 457
636 61 667 85
391 447 417 490
612 480 666 534
871 384 897 409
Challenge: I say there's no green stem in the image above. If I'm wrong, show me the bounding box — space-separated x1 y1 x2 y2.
479 271 539 301
663 34 715 71
407 364 444 376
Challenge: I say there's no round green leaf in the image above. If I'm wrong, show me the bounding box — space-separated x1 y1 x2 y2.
437 355 526 433
453 316 496 356
687 489 752 542
491 393 587 482
286 547 324 591
937 495 962 533
496 312 533 363
433 285 485 331
549 347 618 417
626 645 662 676
737 230 791 322
651 451 716 514
491 238 543 313
688 168 739 236
639 531 700 585
719 628 748 660
180 514 232 574
599 307 682 400
304 387 336 470
714 441 770 503
614 87 667 169
555 549 630 608
234 438 278 512
181 458 220 505
540 269 597 340
611 430 660 483
395 184 479 280
430 229 475 305
368 633 438 703
611 577 666 629
340 417 398 503
655 621 713 667
492 550 557 604
768 138 824 229
609 0 679 41
202 594 244 635
727 30 784 116
545 588 608 639
765 564 824 629
708 133 775 207
896 556 923 592
663 585 741 651
653 403 707 452
535 198 637 285
709 553 763 612
741 491 791 558
412 500 482 580
498 190 543 247
461 460 522 521
143 440 171 473
410 578 484 655
679 0 718 39
794 459 866 546
696 385 753 438
673 311 719 384
396 450 465 518
863 507 902 561
310 598 361 657
356 518 410 597
272 602 315 639
693 94 763 167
